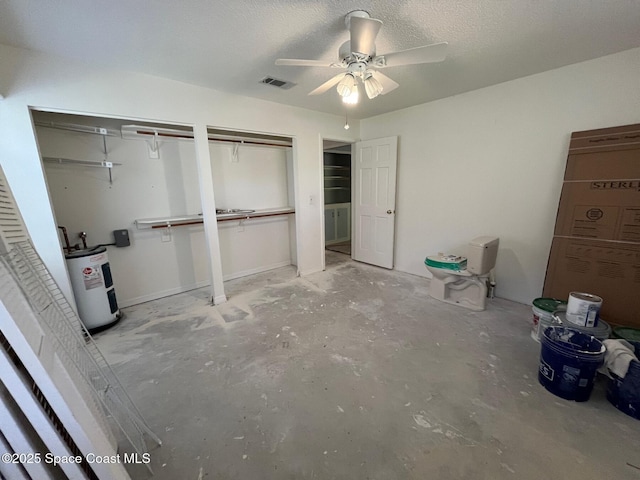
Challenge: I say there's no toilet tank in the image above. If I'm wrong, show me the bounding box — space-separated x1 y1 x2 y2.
466 236 499 275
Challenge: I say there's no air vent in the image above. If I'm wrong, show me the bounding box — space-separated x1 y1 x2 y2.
260 76 296 90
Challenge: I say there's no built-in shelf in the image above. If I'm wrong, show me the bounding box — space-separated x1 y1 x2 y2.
323 161 350 204
43 157 121 184
135 208 295 229
43 157 121 168
216 208 295 223
135 214 202 229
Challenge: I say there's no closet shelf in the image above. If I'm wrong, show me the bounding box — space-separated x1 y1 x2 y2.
135 208 295 229
216 207 295 223
43 157 121 168
135 214 203 229
324 165 350 170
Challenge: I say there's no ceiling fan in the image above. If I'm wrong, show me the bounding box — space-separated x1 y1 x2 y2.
275 10 448 104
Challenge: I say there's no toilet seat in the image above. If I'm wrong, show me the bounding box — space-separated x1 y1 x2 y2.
425 254 467 271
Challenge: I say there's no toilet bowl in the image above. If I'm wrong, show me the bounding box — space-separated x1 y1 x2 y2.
425 236 499 311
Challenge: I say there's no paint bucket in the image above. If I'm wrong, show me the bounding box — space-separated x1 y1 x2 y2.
531 298 567 342
566 292 602 327
612 327 640 344
552 312 611 341
606 359 640 420
538 326 605 402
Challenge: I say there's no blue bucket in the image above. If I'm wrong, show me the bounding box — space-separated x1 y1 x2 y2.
606 359 640 420
538 326 605 402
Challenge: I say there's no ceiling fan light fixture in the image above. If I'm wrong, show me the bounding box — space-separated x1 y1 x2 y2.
275 11 448 107
342 85 359 104
336 73 357 97
364 73 383 99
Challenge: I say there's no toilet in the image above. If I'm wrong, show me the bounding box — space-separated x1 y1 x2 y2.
424 236 499 311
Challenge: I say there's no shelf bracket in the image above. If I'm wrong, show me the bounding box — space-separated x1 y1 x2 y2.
147 132 160 159
101 134 114 185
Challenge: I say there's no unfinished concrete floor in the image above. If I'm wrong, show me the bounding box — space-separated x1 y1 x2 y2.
94 252 640 480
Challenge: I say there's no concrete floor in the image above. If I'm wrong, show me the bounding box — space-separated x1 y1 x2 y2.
94 252 640 480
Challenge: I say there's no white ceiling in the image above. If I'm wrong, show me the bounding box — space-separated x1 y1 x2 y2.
1 1 640 119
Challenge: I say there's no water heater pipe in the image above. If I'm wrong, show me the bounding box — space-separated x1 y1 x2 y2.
58 226 72 253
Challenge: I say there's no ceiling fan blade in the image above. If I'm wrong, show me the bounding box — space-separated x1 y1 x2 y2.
308 73 346 96
275 58 337 67
350 16 383 56
371 71 399 95
375 42 448 67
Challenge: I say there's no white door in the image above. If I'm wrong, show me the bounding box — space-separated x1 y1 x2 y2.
352 136 398 269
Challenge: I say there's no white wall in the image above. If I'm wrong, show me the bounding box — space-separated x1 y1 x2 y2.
210 143 290 210
218 217 292 280
0 43 360 306
361 47 640 304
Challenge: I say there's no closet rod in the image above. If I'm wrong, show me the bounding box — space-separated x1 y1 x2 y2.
208 138 292 148
37 121 292 147
122 125 292 148
43 158 121 168
34 121 120 137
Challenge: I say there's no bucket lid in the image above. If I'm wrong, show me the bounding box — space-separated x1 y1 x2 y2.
533 298 567 313
612 327 640 342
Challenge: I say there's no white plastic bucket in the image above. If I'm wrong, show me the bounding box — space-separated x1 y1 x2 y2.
566 292 602 327
531 298 567 342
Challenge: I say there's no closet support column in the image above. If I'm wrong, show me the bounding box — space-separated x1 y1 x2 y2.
193 123 226 305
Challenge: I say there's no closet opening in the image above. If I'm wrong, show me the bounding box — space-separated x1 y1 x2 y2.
32 110 206 331
322 139 353 263
207 127 297 283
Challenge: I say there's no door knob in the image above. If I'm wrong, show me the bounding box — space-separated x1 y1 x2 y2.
387 210 392 214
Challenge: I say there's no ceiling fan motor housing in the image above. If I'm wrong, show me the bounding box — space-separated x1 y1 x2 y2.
344 10 371 28
339 41 375 65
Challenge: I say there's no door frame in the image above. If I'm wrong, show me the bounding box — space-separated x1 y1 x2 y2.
321 137 355 270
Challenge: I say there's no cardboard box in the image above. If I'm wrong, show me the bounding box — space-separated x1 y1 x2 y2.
543 123 640 327
554 182 640 242
543 238 640 326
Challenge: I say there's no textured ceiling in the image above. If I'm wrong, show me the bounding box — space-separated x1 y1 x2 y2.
1 0 640 119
